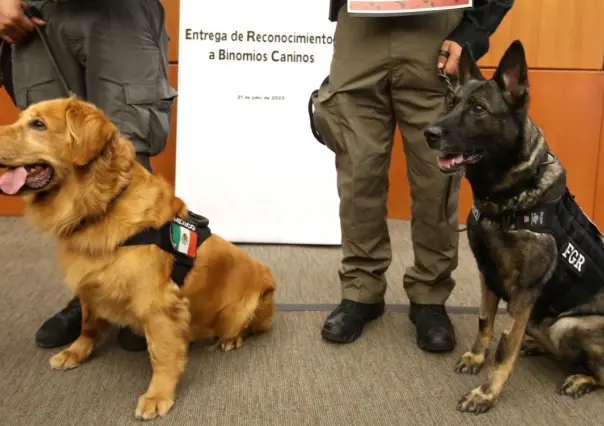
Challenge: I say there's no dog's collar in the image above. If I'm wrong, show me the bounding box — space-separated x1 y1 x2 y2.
469 196 560 232
475 151 556 209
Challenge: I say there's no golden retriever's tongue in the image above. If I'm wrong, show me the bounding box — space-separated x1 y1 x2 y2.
0 166 28 195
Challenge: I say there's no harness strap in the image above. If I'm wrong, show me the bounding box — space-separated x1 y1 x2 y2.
121 214 212 287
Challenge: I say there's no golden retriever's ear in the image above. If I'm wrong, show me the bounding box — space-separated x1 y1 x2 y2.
65 98 119 166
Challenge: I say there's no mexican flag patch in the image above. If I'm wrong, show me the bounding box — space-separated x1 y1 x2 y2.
170 219 198 257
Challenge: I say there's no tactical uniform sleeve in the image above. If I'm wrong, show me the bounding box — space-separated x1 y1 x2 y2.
447 0 515 60
329 0 345 22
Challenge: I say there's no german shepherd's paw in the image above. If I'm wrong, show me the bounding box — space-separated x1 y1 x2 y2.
454 351 485 375
520 340 546 357
457 386 496 414
219 336 243 352
558 374 600 399
135 393 175 421
49 349 84 370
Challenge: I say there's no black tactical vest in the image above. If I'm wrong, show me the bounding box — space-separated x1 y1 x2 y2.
468 188 604 319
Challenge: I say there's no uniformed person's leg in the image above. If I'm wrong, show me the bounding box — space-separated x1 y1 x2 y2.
85 0 176 173
83 0 176 350
11 1 88 350
11 3 85 106
313 8 394 343
391 12 463 352
26 0 176 351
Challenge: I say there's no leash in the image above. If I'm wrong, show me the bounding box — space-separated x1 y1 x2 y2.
438 68 455 112
437 68 469 233
24 5 74 97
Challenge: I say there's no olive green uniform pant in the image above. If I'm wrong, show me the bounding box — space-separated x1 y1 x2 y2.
312 7 463 304
12 0 177 171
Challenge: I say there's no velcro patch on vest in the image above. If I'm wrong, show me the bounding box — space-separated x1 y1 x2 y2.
170 217 198 258
559 239 587 276
521 209 546 227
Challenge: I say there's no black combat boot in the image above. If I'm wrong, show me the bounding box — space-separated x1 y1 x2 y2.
321 299 385 343
36 298 147 351
117 327 147 351
409 302 456 352
35 297 82 348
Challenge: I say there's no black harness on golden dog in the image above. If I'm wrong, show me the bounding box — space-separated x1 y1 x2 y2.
469 188 604 319
121 212 212 287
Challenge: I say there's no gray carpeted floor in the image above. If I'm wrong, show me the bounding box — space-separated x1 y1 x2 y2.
0 217 602 425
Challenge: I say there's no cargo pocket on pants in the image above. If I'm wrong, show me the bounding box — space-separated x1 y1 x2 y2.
308 75 330 145
310 76 345 155
123 82 178 157
16 78 67 110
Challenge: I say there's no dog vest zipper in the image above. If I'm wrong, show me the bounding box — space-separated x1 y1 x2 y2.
468 188 604 319
120 212 212 286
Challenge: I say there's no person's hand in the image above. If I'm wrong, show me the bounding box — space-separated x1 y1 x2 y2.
437 40 463 76
0 0 44 45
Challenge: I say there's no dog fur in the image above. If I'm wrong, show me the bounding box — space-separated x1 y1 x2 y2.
0 97 276 420
425 40 604 414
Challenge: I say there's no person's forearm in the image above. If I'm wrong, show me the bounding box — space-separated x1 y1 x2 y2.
0 0 22 24
447 0 515 60
0 0 44 44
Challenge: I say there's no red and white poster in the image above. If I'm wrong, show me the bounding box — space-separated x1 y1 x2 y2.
348 0 473 17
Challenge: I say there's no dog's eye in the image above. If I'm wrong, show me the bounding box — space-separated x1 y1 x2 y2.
471 104 486 114
28 119 47 131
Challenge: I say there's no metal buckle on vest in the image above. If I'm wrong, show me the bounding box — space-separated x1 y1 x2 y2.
500 214 515 230
471 203 481 222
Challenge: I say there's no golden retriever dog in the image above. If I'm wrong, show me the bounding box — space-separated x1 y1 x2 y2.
0 97 276 420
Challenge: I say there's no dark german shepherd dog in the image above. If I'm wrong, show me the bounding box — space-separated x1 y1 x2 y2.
424 40 604 414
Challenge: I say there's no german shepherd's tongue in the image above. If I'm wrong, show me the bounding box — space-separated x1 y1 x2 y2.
438 154 464 169
0 166 28 195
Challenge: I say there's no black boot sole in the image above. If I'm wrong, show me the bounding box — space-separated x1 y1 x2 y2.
35 336 78 349
416 338 456 353
321 327 362 344
409 310 456 353
321 310 385 344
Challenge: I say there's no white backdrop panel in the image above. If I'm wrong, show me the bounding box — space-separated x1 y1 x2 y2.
175 0 340 245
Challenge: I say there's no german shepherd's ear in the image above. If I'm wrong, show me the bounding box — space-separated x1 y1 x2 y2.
457 43 484 85
65 97 119 166
493 40 528 102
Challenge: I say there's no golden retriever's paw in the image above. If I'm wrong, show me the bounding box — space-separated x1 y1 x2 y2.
520 340 546 357
135 393 174 421
558 374 600 399
457 386 496 414
454 351 485 375
219 336 243 352
49 350 83 370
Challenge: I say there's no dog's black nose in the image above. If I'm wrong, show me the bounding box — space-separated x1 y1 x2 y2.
424 126 443 147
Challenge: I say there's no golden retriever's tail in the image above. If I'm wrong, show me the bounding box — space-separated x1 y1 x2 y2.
249 265 276 332
213 270 276 347
248 285 276 335
239 265 276 336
